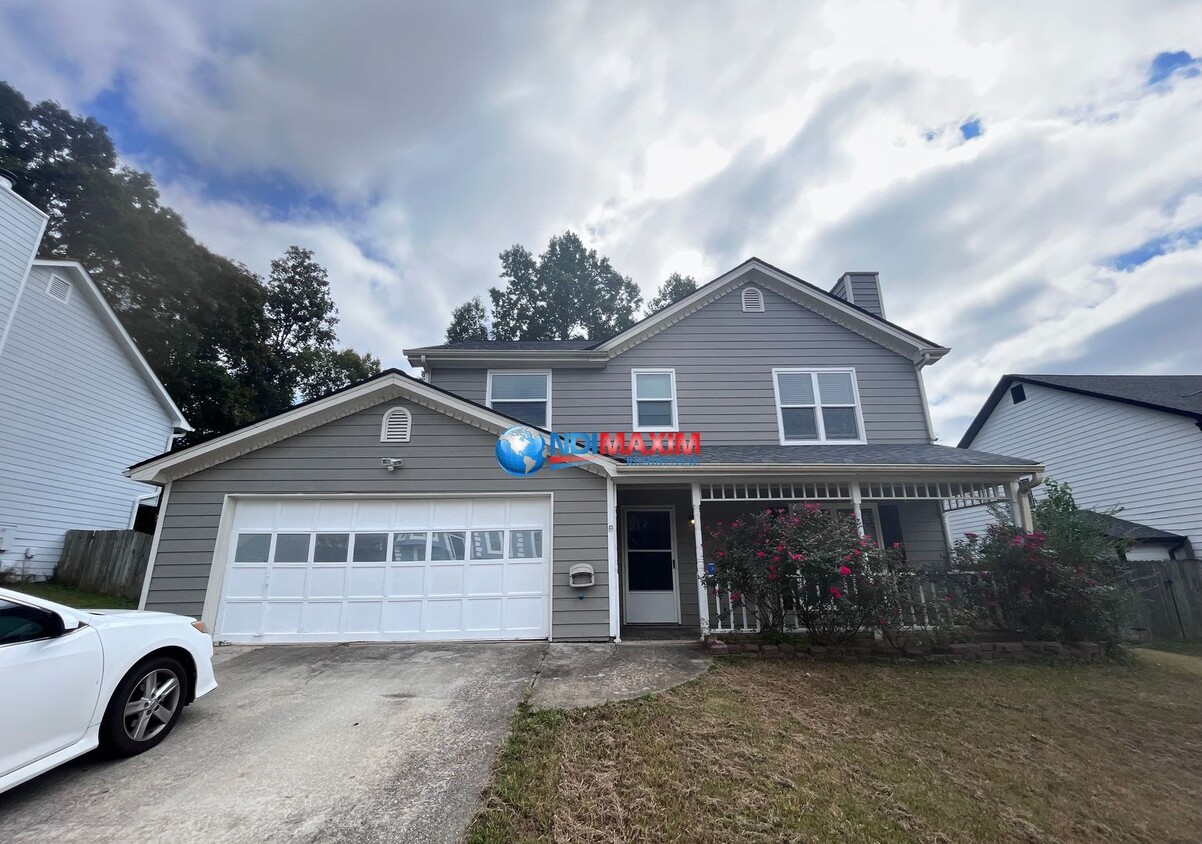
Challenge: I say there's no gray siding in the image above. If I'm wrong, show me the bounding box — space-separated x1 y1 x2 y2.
147 398 611 641
0 266 175 577
432 277 929 445
846 273 885 318
0 184 46 354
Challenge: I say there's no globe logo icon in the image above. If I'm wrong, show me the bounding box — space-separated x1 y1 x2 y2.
495 426 547 477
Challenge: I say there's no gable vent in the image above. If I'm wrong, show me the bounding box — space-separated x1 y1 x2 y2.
741 286 764 313
380 407 412 443
46 273 72 303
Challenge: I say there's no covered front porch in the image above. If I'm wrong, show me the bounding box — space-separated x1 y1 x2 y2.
612 473 1039 640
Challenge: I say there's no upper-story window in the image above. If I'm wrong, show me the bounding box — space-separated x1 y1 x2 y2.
487 371 551 428
631 368 678 432
772 368 865 445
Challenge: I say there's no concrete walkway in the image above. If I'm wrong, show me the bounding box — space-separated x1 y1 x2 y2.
528 642 711 710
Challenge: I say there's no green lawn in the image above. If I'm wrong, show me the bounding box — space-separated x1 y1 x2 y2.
1137 638 1202 659
469 649 1202 843
5 581 136 609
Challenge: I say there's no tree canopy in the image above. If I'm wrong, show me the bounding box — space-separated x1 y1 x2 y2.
0 81 379 443
446 232 700 343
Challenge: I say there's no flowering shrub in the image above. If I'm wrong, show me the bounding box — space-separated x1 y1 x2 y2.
950 481 1128 643
702 505 910 644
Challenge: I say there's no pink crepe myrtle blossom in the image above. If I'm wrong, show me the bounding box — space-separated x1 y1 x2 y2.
829 586 843 599
756 551 766 558
838 564 852 576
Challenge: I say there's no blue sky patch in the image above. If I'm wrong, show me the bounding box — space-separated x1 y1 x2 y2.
1107 224 1202 270
1147 50 1200 85
959 118 982 140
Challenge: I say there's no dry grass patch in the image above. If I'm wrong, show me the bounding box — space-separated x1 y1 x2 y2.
468 651 1202 843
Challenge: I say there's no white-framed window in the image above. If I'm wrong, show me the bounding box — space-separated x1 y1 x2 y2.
772 368 866 445
380 407 412 442
741 286 764 312
487 370 551 428
631 368 678 432
790 502 882 546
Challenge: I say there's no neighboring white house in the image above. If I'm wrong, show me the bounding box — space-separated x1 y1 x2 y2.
0 170 190 579
950 375 1202 560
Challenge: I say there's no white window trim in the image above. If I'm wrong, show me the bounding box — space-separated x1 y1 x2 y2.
485 369 552 429
45 272 72 304
772 367 867 446
380 406 412 443
631 368 679 432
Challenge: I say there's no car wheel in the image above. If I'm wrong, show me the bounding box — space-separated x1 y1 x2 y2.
99 655 189 757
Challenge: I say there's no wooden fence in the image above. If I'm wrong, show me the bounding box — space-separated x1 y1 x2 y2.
55 529 152 602
1124 559 1202 640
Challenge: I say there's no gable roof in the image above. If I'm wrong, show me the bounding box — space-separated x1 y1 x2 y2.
960 374 1202 447
405 258 949 366
125 368 618 484
32 260 191 431
1077 510 1186 544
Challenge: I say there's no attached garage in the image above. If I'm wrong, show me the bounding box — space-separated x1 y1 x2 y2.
129 372 615 644
213 495 551 643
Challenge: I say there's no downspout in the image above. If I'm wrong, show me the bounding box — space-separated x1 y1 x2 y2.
420 354 430 383
914 351 938 444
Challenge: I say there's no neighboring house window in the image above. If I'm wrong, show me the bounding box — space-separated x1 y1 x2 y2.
1010 384 1026 404
631 368 679 431
45 273 72 303
380 407 412 442
773 368 865 444
741 286 764 312
487 371 551 428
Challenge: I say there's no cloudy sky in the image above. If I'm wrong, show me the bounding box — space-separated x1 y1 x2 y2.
2 1 1200 440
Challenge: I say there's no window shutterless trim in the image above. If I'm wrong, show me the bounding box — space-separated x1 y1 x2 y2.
772 367 867 445
485 369 552 428
630 368 679 432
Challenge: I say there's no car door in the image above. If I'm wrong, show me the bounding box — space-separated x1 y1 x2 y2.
0 597 104 778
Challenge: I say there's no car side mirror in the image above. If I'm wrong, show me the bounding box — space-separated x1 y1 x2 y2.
44 610 80 637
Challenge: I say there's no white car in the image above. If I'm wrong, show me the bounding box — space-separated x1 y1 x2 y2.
0 587 217 794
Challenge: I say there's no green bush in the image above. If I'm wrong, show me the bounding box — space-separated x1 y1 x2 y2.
702 505 911 645
950 481 1128 644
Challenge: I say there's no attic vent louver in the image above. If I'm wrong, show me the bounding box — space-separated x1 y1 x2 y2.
380 407 412 442
46 273 72 303
741 286 764 312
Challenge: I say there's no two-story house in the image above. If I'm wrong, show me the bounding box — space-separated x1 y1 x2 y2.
129 259 1040 642
0 171 190 578
949 374 1202 560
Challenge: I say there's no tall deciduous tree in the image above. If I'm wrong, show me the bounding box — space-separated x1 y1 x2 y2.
447 231 642 341
445 296 489 342
0 81 379 442
646 272 697 313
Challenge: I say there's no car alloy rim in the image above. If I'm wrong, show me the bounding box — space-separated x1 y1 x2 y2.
123 669 181 742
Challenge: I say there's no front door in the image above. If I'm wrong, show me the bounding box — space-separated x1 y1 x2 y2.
623 507 679 624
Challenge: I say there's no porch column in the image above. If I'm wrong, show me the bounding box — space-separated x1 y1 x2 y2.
607 478 620 641
690 482 710 638
1007 480 1029 532
850 481 866 538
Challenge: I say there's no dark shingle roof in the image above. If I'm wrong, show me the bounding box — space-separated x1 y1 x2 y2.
1078 510 1185 543
960 374 1202 447
693 443 1039 467
419 339 601 351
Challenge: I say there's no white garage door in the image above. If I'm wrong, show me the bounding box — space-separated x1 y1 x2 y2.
214 496 551 643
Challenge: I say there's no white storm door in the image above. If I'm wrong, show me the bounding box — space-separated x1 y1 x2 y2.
623 507 679 624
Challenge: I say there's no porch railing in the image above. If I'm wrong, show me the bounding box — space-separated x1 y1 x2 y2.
709 569 998 635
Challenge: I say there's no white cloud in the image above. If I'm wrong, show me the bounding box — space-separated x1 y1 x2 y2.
3 0 1201 439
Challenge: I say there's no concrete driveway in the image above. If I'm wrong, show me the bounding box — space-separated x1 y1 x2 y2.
0 642 545 844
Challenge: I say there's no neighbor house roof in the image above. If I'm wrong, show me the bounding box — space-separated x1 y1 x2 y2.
32 259 191 431
405 257 950 367
959 374 1202 448
1077 510 1186 544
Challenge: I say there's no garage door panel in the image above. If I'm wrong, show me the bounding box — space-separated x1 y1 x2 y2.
308 567 346 598
267 567 306 598
216 496 551 643
388 567 424 597
425 600 463 632
348 566 386 597
465 598 503 631
467 563 505 594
